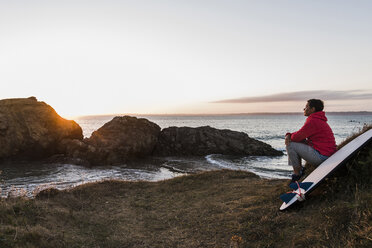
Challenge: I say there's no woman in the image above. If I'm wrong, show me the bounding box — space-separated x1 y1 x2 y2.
285 99 337 183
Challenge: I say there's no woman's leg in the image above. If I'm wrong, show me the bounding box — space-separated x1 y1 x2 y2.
286 142 324 175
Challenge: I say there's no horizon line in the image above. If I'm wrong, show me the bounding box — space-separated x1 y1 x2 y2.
69 110 372 118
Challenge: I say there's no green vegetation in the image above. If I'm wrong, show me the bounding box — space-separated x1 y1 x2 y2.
0 126 371 247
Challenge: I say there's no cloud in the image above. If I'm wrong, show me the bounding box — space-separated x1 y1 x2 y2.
212 90 372 104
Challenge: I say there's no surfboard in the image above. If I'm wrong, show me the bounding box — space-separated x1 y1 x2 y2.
280 129 372 211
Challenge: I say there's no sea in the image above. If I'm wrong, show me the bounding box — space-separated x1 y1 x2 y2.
0 113 371 197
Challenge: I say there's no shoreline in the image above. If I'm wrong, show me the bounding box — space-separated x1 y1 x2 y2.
0 154 290 199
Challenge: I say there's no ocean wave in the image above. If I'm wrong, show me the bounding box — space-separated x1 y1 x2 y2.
254 135 284 141
160 163 188 174
205 154 239 170
205 154 292 179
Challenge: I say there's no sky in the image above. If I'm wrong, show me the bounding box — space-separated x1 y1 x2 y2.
1 0 372 117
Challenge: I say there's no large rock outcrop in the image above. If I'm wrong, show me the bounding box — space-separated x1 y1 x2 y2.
153 126 282 156
0 97 282 165
78 116 161 165
0 97 83 161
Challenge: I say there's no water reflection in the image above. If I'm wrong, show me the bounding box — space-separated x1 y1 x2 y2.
0 154 290 198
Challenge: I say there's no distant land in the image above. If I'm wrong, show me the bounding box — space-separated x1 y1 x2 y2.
75 111 372 118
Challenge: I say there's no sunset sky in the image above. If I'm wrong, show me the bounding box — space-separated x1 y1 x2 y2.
1 0 372 117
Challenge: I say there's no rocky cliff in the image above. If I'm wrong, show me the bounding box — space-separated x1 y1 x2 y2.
0 97 83 161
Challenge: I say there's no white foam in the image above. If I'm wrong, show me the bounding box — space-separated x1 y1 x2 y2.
205 154 238 170
205 154 292 179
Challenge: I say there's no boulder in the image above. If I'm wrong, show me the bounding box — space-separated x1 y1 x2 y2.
55 138 96 165
153 126 282 156
0 97 83 161
84 116 161 165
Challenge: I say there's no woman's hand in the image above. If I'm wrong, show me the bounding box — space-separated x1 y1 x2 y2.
285 134 291 146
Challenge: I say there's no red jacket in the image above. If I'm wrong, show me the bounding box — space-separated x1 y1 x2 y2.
287 111 337 156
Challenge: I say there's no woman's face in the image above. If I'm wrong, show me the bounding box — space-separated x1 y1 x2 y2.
303 103 315 116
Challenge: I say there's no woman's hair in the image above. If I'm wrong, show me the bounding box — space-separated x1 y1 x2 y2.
307 99 324 112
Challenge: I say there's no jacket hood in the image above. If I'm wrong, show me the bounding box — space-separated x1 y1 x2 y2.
309 111 327 121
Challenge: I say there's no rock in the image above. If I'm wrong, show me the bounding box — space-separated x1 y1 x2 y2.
54 139 95 165
153 126 282 156
84 116 161 165
0 97 83 161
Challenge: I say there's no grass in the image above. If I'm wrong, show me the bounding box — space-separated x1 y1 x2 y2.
0 126 371 247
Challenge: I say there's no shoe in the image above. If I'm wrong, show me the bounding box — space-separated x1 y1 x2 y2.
290 173 302 184
288 166 306 185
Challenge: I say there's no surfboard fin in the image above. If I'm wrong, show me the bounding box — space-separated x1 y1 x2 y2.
289 182 313 191
280 193 297 204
